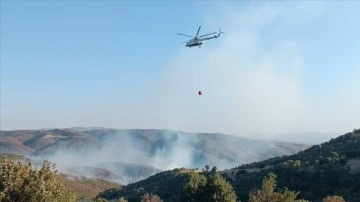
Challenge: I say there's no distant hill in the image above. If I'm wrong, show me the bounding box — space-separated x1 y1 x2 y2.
265 132 340 144
0 129 102 155
0 128 310 184
96 129 360 202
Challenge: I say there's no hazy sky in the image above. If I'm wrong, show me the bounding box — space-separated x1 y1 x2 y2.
1 1 359 137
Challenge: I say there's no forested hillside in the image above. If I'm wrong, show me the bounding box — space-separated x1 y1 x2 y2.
97 129 360 202
230 128 360 201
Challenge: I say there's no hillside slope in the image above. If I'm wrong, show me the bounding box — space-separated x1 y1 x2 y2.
0 128 310 184
230 128 360 201
97 129 360 202
57 174 120 200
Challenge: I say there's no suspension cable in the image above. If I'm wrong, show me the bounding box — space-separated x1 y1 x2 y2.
197 48 201 94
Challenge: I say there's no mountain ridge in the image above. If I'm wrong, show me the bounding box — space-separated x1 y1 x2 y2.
1 128 311 185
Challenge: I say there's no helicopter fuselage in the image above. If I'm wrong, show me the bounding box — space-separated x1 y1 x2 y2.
186 38 204 47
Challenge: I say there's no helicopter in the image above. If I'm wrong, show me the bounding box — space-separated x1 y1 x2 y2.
178 26 223 48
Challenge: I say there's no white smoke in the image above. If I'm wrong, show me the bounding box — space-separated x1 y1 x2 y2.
141 1 359 137
35 130 200 184
26 129 303 184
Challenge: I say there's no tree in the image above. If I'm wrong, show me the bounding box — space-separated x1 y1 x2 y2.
141 193 162 202
181 171 237 202
181 171 207 202
323 195 345 202
93 198 109 202
211 166 217 173
118 197 128 202
249 172 304 202
206 174 237 202
249 172 278 202
205 165 210 172
0 155 77 202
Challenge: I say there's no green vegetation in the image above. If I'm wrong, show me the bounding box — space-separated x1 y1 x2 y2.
1 129 359 201
96 129 359 202
232 128 360 201
322 195 345 202
97 169 188 201
249 172 306 202
118 197 128 202
0 155 77 202
93 198 109 202
181 171 237 202
141 193 162 202
0 153 120 201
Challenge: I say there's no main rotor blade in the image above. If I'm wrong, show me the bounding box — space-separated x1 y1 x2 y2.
198 32 217 38
177 33 194 38
196 26 201 37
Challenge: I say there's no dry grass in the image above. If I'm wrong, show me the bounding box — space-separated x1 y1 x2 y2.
58 174 121 200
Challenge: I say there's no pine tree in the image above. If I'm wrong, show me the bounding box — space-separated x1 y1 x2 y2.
206 174 237 202
249 172 304 202
181 171 207 202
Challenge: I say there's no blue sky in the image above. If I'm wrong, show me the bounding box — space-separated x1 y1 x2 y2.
1 1 359 137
